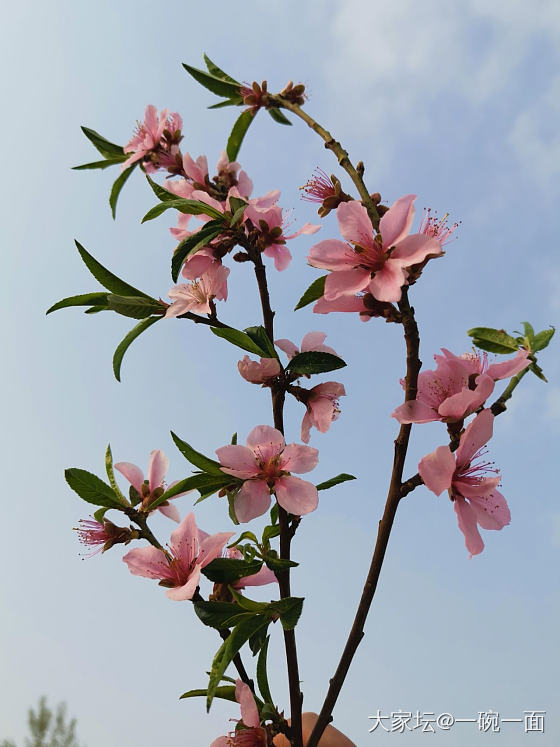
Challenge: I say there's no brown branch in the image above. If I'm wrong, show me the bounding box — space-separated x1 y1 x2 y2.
270 95 380 231
251 251 304 747
176 310 231 328
307 288 420 747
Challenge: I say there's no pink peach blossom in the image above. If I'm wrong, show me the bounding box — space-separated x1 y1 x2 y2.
123 105 182 172
123 513 234 601
308 196 442 303
216 425 319 522
392 348 530 424
245 204 320 271
301 382 346 443
114 449 186 522
419 208 459 246
237 356 281 384
275 331 337 360
418 409 510 557
210 679 267 747
165 264 230 317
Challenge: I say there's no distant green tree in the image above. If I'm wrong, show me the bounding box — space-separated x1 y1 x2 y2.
1 697 82 747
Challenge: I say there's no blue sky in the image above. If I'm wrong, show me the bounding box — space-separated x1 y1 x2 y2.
1 1 559 745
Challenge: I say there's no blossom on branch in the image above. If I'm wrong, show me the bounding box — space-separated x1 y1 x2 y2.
123 513 234 601
300 381 346 443
275 330 337 360
245 204 320 271
123 105 183 173
165 264 230 317
216 425 319 522
237 356 281 385
418 409 510 557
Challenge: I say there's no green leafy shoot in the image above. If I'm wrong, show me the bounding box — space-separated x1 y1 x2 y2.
316 473 356 491
113 316 161 382
294 275 327 310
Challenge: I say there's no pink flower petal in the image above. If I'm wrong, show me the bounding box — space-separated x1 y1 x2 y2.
380 194 416 249
236 680 260 729
274 476 318 516
456 409 494 466
301 331 327 351
165 563 201 601
181 252 215 280
114 462 144 494
148 449 169 492
418 445 456 495
246 426 285 461
391 234 442 266
300 411 313 443
237 170 253 198
198 531 235 568
275 338 299 359
235 564 278 589
313 295 367 314
169 512 199 568
324 268 370 300
454 498 485 557
234 480 271 522
308 239 354 270
368 262 407 303
284 222 320 240
486 349 530 380
122 546 171 581
337 201 373 246
308 396 337 433
437 375 495 421
391 400 439 424
280 443 319 473
216 445 259 479
454 476 501 498
468 490 510 530
264 244 292 271
158 502 181 523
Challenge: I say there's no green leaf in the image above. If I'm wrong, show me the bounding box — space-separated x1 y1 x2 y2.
152 472 233 508
244 326 277 359
263 553 299 572
228 196 247 215
294 275 327 310
207 615 270 710
203 54 240 85
531 327 555 353
180 686 237 704
93 507 108 523
113 316 160 382
171 220 224 282
46 292 108 315
75 240 155 300
106 294 165 319
80 126 125 158
270 503 278 525
268 107 292 125
202 558 264 583
269 597 304 631
229 588 269 613
262 524 281 542
521 321 535 339
287 351 346 375
182 63 241 98
231 432 238 445
73 155 128 170
129 485 142 507
249 624 270 655
467 327 520 354
316 473 356 491
530 360 548 382
65 468 123 509
105 444 127 505
211 326 270 356
170 431 224 474
227 110 256 161
208 97 243 109
142 198 225 224
256 636 273 705
194 601 246 628
110 164 136 218
145 174 180 202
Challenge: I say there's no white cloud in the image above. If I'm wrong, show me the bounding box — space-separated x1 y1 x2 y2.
325 0 560 180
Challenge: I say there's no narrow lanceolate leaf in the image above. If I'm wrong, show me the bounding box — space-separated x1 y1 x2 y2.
110 164 136 218
80 126 125 158
294 275 327 311
93 507 108 523
171 221 224 282
105 444 128 505
316 473 356 491
268 108 292 125
211 326 270 356
529 360 548 382
182 63 241 98
142 198 225 224
145 175 179 202
202 558 263 584
154 473 233 508
75 241 155 300
287 351 346 375
243 326 277 359
180 686 237 704
194 601 247 628
65 468 123 509
256 636 274 705
72 155 128 170
467 327 520 354
208 98 243 110
203 54 240 85
106 294 166 319
170 431 224 474
207 615 270 711
113 316 160 382
227 110 256 162
46 292 108 315
531 327 555 353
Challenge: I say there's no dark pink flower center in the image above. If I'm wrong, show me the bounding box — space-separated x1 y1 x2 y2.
300 168 336 203
419 208 459 246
